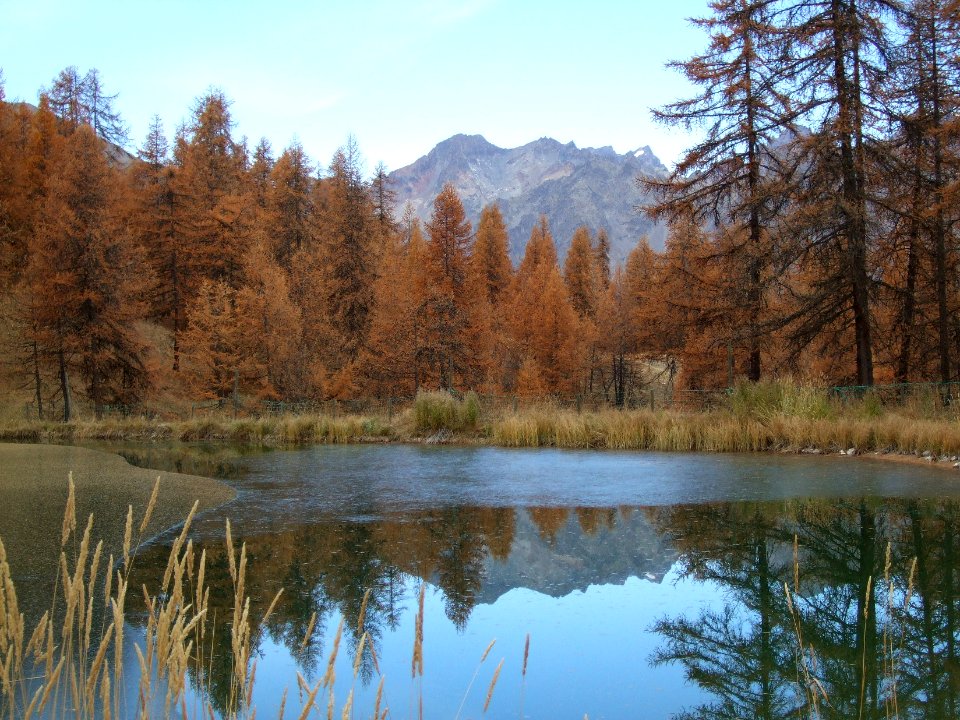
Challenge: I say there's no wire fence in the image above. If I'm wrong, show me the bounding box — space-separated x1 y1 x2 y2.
21 380 960 422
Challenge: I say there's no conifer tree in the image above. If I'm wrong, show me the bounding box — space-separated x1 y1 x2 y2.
129 115 182 368
594 228 611 289
264 142 314 269
471 203 513 306
179 279 239 399
507 218 580 395
645 0 792 381
774 0 900 385
314 138 377 391
422 184 475 390
249 138 274 211
883 0 959 381
361 221 423 396
371 161 397 232
564 225 599 318
26 125 150 418
171 90 251 293
234 242 304 398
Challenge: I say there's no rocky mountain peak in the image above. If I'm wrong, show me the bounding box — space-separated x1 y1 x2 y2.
389 134 668 265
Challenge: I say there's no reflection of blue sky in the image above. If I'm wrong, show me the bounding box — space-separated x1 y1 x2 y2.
246 566 716 720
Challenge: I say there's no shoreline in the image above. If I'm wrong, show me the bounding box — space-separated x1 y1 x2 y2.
0 443 237 586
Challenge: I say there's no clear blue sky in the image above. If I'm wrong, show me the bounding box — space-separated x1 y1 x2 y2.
1 0 709 174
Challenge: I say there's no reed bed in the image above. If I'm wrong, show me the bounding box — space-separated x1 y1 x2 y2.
4 381 960 458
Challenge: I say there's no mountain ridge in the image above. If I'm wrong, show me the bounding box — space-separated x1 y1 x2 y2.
389 133 668 264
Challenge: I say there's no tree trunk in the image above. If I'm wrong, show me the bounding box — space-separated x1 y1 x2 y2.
32 340 43 420
58 347 72 422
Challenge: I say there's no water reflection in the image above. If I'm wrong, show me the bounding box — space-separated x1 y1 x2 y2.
123 498 960 718
649 499 960 719
14 441 960 718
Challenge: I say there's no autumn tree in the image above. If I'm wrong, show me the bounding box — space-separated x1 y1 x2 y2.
263 142 315 270
506 217 580 395
233 242 304 398
45 66 127 144
370 161 397 232
774 0 900 385
644 0 792 382
249 138 274 211
128 115 183 367
594 228 611 289
171 90 251 293
313 138 377 394
179 279 239 400
25 125 150 418
81 68 128 146
360 220 422 396
471 203 513 306
564 225 599 318
420 184 489 390
881 0 960 381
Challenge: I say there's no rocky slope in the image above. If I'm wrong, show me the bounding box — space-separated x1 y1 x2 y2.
389 134 668 264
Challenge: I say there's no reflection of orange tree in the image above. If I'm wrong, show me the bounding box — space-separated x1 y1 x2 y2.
130 506 518 700
528 507 570 544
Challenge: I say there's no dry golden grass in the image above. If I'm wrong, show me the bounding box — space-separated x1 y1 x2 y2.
4 382 960 459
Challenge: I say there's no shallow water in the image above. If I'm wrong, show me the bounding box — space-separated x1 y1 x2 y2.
18 443 960 718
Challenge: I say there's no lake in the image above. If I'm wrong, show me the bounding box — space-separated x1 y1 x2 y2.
14 443 960 719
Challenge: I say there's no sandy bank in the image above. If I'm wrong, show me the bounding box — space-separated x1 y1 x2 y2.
0 443 236 584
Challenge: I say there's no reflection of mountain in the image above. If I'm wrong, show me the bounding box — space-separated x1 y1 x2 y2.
477 508 677 603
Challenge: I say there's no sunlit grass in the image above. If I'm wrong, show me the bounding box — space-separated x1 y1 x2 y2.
3 381 960 457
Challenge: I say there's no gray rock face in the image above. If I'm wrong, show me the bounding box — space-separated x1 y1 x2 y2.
389 134 668 265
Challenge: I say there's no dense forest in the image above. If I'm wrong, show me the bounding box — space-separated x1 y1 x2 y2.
0 0 958 419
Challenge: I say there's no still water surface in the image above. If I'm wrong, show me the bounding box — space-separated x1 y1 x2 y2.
50 445 960 717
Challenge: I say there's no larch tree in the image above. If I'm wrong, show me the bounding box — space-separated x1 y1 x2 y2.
507 217 581 395
775 0 901 385
249 138 274 212
314 138 377 395
643 0 792 382
564 225 599 318
46 66 85 133
421 184 478 390
882 0 959 381
179 279 239 400
80 68 128 146
371 161 397 233
171 90 251 294
233 242 304 398
361 220 422 396
595 267 636 406
264 142 315 270
471 203 513 306
129 115 183 368
594 228 611 289
26 125 150 419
